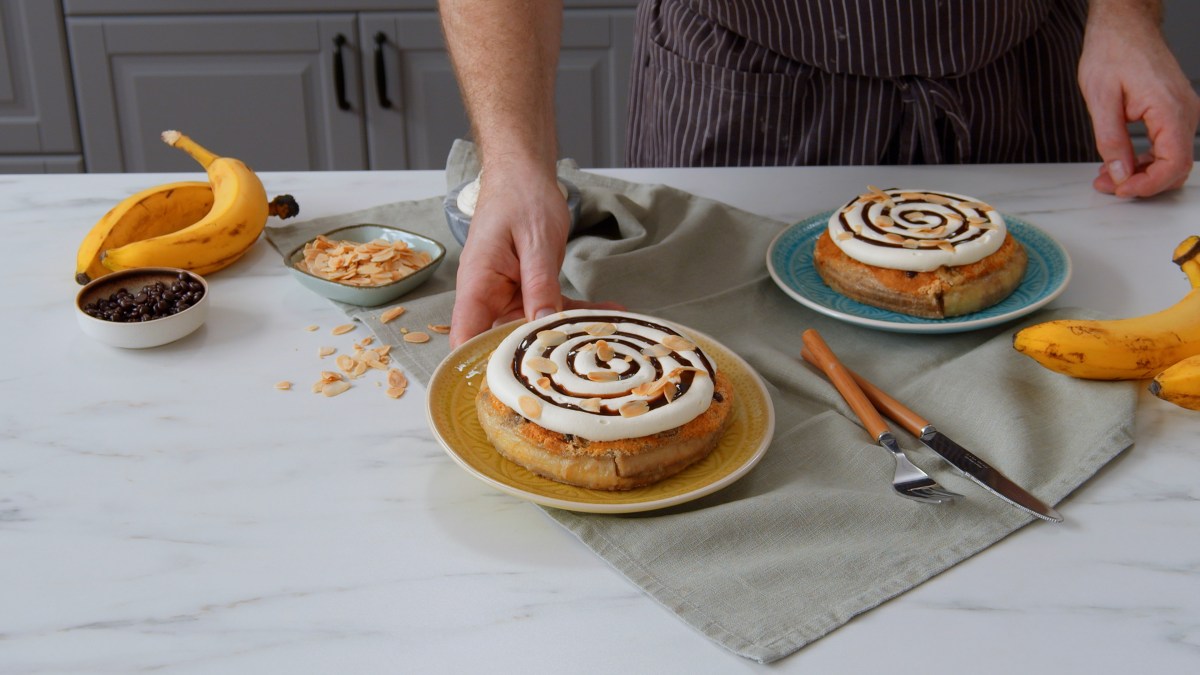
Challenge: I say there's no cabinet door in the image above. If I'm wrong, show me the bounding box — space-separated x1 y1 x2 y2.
67 14 366 172
362 8 634 170
0 0 80 156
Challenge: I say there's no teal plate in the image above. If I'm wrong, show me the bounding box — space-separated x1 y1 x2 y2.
766 210 1071 334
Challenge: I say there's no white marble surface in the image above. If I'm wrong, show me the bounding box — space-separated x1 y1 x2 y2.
3 165 1199 674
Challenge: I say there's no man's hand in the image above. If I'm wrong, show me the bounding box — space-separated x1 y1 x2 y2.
1079 0 1199 197
448 170 622 348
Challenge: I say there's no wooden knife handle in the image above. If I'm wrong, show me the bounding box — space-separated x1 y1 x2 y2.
800 329 891 440
800 346 930 436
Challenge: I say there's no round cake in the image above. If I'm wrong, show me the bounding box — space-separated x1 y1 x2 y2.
475 309 734 490
813 187 1027 318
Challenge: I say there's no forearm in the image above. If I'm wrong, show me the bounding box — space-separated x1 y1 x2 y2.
1087 0 1163 30
439 0 564 178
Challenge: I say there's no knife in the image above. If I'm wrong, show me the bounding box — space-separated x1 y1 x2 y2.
801 348 1063 523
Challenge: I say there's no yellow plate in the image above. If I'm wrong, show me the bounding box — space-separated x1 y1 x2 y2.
425 320 776 513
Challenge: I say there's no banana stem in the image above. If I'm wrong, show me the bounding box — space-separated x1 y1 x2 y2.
161 130 219 168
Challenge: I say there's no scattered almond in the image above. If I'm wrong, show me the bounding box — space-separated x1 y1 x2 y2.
319 346 336 358
305 325 319 332
322 380 351 397
537 329 567 346
619 400 649 418
385 386 406 399
381 306 407 323
526 356 558 374
661 335 696 352
275 381 293 391
332 323 355 336
519 396 543 420
403 331 430 344
427 324 451 334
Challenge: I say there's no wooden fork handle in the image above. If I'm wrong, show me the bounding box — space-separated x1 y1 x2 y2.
800 329 891 441
800 346 931 437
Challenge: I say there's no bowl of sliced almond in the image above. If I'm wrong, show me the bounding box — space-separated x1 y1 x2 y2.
285 224 445 306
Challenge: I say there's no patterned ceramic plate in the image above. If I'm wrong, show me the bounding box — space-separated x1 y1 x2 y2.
425 320 775 513
766 210 1072 334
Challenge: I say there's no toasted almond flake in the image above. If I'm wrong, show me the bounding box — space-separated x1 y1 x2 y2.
427 324 451 334
380 306 407 323
663 385 677 402
387 368 408 388
275 381 293 391
619 400 650 418
332 323 355 335
596 340 615 362
579 398 602 412
901 239 919 249
585 322 616 337
320 370 343 382
357 336 375 347
587 370 619 382
305 324 319 332
322 380 351 397
385 386 406 399
937 241 956 252
661 335 696 352
641 344 672 358
526 356 558 374
835 231 853 241
377 344 392 356
318 346 336 358
518 396 542 420
872 215 894 228
967 216 988 225
336 354 355 372
537 329 567 346
884 233 906 244
404 331 430 344
536 376 551 389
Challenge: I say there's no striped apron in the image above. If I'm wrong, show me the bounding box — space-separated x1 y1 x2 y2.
625 0 1098 167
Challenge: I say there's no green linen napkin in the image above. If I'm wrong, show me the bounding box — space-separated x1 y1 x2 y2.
264 140 1136 663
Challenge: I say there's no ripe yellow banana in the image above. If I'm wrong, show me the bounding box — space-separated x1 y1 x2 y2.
75 181 215 285
1149 354 1200 410
98 130 297 277
1012 235 1200 380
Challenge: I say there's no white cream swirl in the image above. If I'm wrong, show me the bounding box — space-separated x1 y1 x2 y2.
485 309 718 442
827 187 1007 272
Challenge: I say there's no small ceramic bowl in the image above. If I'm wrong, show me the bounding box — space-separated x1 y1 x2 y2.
285 224 446 306
443 176 582 247
75 267 209 349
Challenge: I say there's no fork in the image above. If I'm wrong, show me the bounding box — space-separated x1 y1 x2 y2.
801 330 960 505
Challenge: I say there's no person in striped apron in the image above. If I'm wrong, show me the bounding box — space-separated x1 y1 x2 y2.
439 0 1199 347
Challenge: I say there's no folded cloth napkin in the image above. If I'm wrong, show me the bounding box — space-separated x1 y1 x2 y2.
265 139 1136 663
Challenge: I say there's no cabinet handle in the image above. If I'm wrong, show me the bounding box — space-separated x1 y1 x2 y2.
373 32 393 109
333 34 351 111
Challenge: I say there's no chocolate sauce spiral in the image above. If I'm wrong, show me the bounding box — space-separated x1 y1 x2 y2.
828 187 1007 272
485 310 718 441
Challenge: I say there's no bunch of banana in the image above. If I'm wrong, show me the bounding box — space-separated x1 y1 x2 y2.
75 130 298 285
1012 235 1200 409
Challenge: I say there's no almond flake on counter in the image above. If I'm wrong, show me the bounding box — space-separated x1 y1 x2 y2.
275 381 293 391
332 323 356 336
403 331 430 344
380 306 407 323
428 324 451 334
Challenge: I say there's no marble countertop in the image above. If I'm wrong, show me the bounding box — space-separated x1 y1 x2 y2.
3 165 1199 673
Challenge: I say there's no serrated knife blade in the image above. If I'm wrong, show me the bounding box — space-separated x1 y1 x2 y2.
800 347 1063 522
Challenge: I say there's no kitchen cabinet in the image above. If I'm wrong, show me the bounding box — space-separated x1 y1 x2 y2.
0 0 82 173
63 1 636 172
